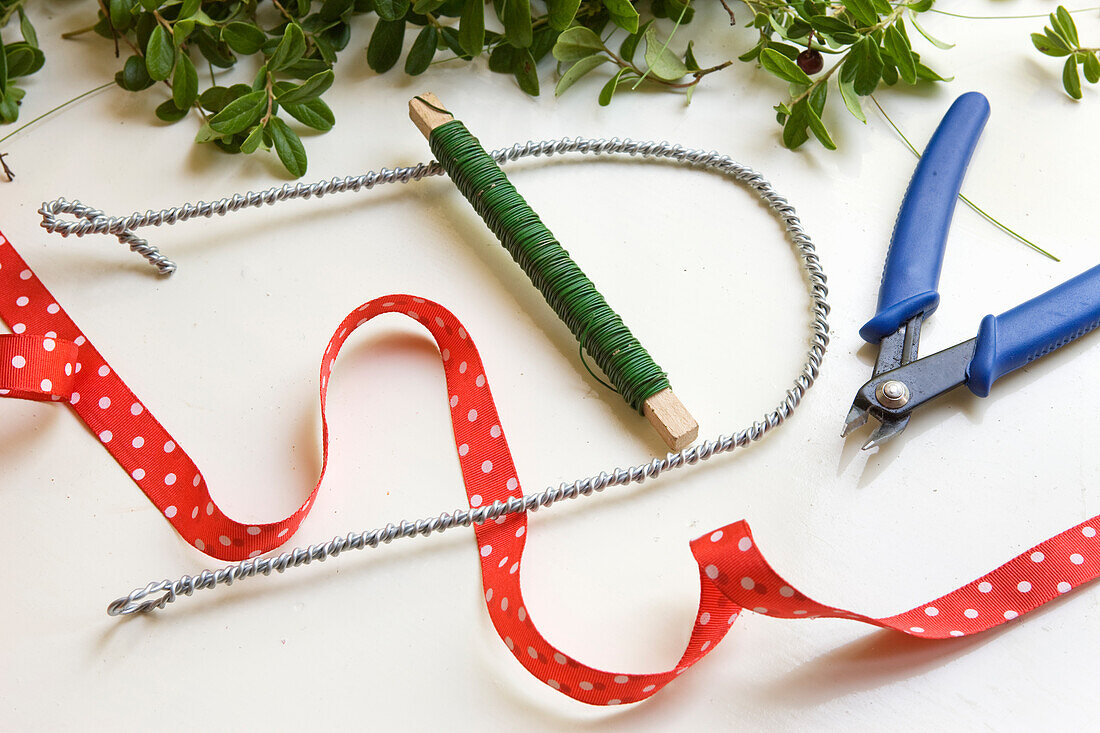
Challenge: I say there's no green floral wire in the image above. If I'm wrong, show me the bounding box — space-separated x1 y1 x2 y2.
428 120 671 413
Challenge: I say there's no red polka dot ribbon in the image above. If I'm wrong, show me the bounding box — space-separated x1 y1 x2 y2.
3 231 1100 705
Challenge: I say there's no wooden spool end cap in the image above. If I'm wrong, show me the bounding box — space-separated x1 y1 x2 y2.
409 92 454 138
643 388 699 452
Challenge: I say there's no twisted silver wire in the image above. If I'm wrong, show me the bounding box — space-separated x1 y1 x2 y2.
76 138 830 616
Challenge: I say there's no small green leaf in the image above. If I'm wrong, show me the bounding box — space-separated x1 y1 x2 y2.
156 98 189 122
808 15 858 44
208 89 267 135
191 10 216 26
914 61 951 82
552 26 604 62
199 85 232 112
512 48 539 95
275 69 335 104
193 26 236 67
240 124 265 154
838 76 865 122
841 0 877 26
1029 32 1064 57
684 40 699 72
194 122 223 143
1032 31 1070 57
179 0 200 19
764 42 799 61
252 64 269 91
1063 55 1082 99
1084 53 1100 84
109 0 133 31
787 19 813 41
269 24 307 71
1051 7 1079 48
5 43 44 78
782 100 810 149
0 32 10 95
546 0 581 30
374 0 411 21
172 53 198 109
643 25 687 82
18 10 37 47
884 25 916 84
117 54 155 91
502 0 532 48
267 117 308 177
0 33 10 96
842 37 882 95
0 95 17 123
173 19 195 45
283 98 335 130
459 0 485 56
140 0 161 11
405 25 437 75
602 0 640 33
222 22 267 55
367 19 406 72
4 46 31 78
619 20 651 64
738 41 763 63
146 25 176 81
286 58 332 79
804 97 836 150
760 47 813 85
881 59 899 86
439 27 466 58
555 54 607 96
598 67 632 106
489 44 517 73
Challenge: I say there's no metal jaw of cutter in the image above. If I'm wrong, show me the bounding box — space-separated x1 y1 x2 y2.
843 330 977 449
842 315 922 449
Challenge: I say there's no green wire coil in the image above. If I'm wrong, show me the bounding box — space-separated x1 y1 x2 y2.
428 120 670 414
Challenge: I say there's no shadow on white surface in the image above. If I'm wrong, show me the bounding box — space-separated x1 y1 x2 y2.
758 574 1099 708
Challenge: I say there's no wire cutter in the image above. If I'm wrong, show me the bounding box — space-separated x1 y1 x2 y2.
843 92 1100 449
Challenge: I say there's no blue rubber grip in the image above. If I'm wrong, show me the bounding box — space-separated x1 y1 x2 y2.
968 264 1100 397
859 92 991 343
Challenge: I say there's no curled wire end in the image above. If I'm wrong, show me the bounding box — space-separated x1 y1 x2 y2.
107 580 176 616
39 198 178 276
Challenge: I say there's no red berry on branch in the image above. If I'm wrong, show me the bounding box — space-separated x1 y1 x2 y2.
797 49 824 75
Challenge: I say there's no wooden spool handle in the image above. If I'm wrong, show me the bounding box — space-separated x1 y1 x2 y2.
408 93 699 451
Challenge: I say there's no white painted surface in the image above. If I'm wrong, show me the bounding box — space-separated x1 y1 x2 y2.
2 1 1099 729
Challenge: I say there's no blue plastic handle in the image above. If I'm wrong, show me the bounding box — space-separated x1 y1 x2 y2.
859 92 991 343
968 263 1100 397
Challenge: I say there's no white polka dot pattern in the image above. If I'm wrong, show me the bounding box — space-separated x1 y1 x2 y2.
5 236 1100 706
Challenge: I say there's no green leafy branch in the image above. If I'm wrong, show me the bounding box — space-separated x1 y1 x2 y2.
1031 5 1099 99
551 21 731 104
738 0 956 150
0 0 43 130
0 1 1097 181
100 0 347 177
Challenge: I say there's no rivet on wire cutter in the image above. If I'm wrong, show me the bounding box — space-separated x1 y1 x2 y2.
843 92 1100 450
